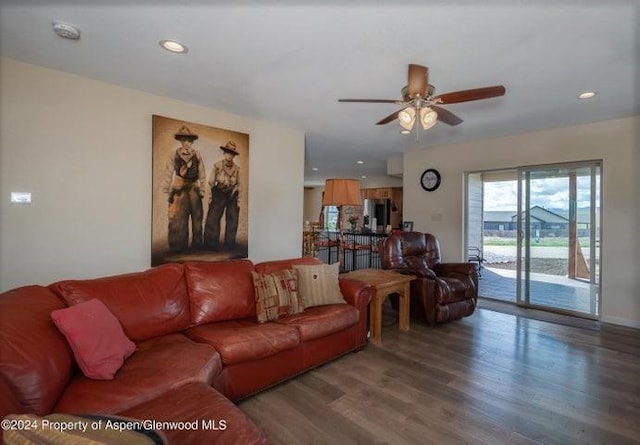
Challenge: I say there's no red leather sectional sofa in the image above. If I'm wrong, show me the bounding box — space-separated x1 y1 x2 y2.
0 257 372 444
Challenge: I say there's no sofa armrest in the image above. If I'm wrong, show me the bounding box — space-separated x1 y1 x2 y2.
433 262 477 277
338 278 373 309
338 278 373 349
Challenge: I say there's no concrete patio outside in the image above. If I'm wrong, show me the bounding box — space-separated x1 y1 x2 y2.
478 266 597 316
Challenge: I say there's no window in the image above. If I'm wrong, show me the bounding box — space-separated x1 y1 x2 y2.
324 206 338 230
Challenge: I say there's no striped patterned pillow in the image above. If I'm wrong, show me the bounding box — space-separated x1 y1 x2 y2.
251 269 304 323
292 262 346 308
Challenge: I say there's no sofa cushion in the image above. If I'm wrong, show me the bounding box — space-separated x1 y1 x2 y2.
185 260 256 325
0 378 23 420
50 264 189 342
275 304 360 341
54 333 221 414
292 262 346 308
0 285 75 417
51 299 136 380
185 319 300 366
251 269 303 323
119 382 267 445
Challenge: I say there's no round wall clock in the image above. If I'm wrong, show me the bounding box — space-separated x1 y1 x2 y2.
420 168 441 192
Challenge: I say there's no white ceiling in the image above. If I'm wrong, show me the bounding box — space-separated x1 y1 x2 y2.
1 1 638 185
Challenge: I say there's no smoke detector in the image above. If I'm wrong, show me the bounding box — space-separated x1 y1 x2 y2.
52 21 81 40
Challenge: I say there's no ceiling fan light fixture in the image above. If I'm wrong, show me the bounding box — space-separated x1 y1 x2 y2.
420 107 438 130
337 64 505 137
398 107 416 131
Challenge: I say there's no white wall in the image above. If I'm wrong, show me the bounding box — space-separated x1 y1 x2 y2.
0 58 305 290
360 175 403 189
403 116 640 327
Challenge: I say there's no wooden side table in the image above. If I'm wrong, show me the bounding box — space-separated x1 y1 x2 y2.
341 268 415 344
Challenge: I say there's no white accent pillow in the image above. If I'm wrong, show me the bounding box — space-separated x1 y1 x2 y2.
292 262 346 308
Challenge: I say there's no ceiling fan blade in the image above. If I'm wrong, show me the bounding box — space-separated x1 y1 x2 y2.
338 99 400 103
376 109 402 125
430 105 463 126
407 64 428 98
433 85 506 104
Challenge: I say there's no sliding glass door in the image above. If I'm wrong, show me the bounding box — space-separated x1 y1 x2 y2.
517 161 601 318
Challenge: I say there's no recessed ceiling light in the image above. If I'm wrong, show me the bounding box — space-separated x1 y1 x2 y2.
361 175 367 179
159 39 188 54
356 160 364 164
578 91 596 99
311 167 319 171
400 129 411 135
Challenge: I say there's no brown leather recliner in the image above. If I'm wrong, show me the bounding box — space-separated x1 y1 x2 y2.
380 231 478 324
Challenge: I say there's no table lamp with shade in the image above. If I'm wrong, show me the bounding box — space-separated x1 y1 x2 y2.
322 178 362 271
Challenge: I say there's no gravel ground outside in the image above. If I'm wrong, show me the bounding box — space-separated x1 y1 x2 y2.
486 258 569 276
482 247 590 276
483 248 597 276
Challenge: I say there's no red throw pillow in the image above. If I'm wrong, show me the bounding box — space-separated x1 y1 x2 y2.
51 299 136 380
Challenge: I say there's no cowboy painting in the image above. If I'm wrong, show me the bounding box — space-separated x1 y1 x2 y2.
163 125 206 252
204 141 241 251
151 115 249 266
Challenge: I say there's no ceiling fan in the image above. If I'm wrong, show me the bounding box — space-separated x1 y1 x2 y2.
338 64 505 133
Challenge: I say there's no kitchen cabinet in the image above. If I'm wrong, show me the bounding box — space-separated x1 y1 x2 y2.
390 187 403 228
363 187 392 200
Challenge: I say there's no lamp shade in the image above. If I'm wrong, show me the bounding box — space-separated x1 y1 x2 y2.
420 107 438 130
398 107 416 131
322 178 361 206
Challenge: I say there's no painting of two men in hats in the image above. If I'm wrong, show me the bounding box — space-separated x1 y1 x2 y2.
152 116 248 265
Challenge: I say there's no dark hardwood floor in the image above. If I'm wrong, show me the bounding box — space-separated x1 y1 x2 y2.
238 299 640 445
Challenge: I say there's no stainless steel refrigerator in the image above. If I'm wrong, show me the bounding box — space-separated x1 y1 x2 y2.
363 198 390 232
